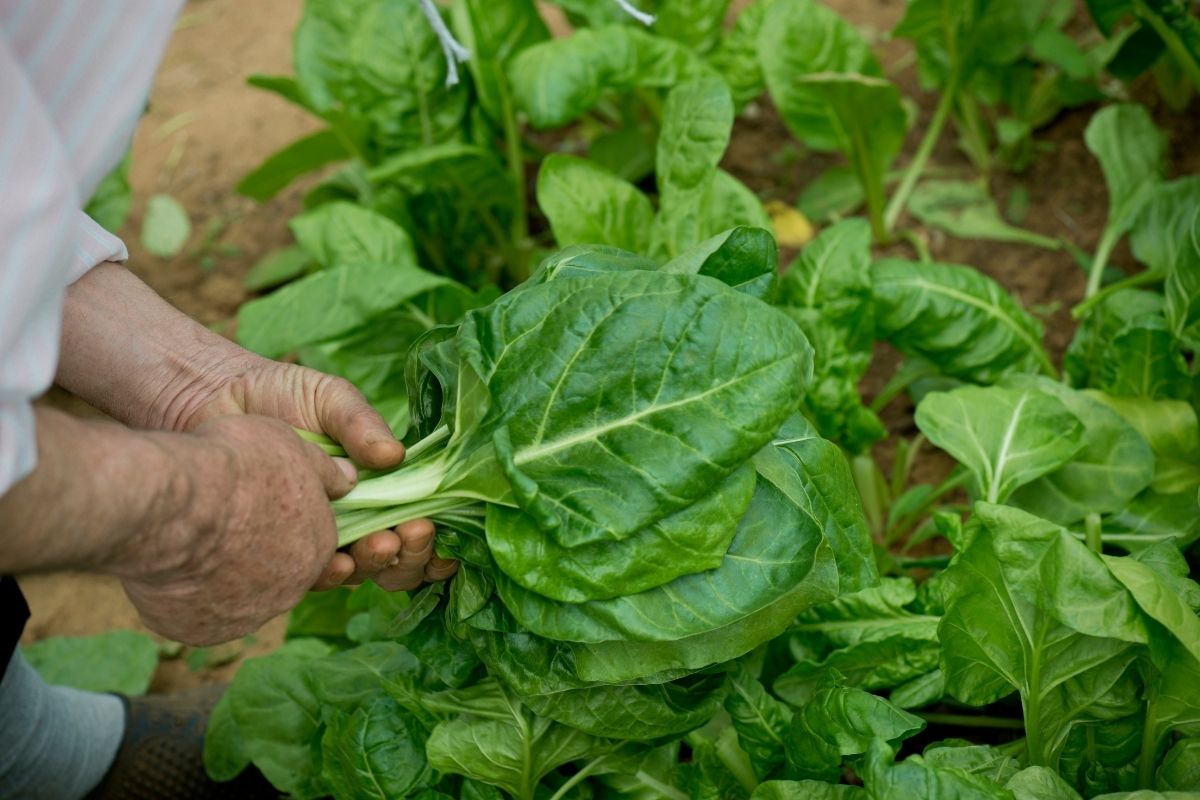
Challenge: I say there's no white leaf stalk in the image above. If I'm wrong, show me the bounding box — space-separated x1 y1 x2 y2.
612 0 656 25
419 0 471 87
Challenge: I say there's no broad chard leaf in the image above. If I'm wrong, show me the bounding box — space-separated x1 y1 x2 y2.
872 259 1056 382
651 76 736 257
537 153 655 254
319 695 434 800
915 385 1085 504
1089 394 1200 494
758 0 882 151
507 26 713 129
23 630 159 696
862 739 1016 800
458 269 811 547
939 505 1150 769
1006 376 1155 525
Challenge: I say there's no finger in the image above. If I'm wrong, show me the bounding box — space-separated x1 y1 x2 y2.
347 530 402 581
425 557 459 582
372 519 435 591
312 552 355 590
313 375 406 470
302 442 356 500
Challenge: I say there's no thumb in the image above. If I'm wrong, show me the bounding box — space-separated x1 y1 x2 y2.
313 375 405 470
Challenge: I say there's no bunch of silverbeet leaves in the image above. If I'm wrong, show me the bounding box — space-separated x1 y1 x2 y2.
204 231 878 800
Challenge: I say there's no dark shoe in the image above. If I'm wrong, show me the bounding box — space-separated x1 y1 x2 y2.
84 685 278 800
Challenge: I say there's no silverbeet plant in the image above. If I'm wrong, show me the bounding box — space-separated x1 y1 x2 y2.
206 234 880 800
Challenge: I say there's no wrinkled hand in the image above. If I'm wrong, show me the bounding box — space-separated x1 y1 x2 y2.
121 415 347 645
172 353 458 591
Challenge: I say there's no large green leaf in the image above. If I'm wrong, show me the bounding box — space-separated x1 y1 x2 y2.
872 259 1055 381
1007 376 1155 525
939 504 1149 767
915 385 1085 504
487 463 753 602
23 630 158 695
568 421 869 681
493 459 832 643
85 151 133 233
757 0 881 151
753 781 867 799
536 154 654 253
458 270 812 547
319 695 433 800
507 25 712 128
651 77 735 258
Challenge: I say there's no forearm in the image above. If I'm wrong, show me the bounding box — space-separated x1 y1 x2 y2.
0 406 195 577
56 262 251 431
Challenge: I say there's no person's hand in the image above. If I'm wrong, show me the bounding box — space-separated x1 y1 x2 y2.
117 415 349 645
170 352 458 591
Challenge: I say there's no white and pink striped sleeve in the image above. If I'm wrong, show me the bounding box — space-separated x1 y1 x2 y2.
0 1 181 497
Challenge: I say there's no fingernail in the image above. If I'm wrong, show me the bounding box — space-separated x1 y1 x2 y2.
336 459 357 483
430 557 456 569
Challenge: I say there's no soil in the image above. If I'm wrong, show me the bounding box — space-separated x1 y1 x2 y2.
19 0 1199 692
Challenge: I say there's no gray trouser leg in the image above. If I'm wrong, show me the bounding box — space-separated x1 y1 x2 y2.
0 650 125 799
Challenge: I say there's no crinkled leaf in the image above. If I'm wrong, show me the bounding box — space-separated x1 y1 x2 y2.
488 464 753 603
726 664 793 779
785 683 925 782
458 270 811 547
872 259 1053 382
320 695 433 800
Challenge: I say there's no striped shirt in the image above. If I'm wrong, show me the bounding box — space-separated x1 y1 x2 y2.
0 1 184 497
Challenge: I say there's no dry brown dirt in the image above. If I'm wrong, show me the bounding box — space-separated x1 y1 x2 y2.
20 0 1199 691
